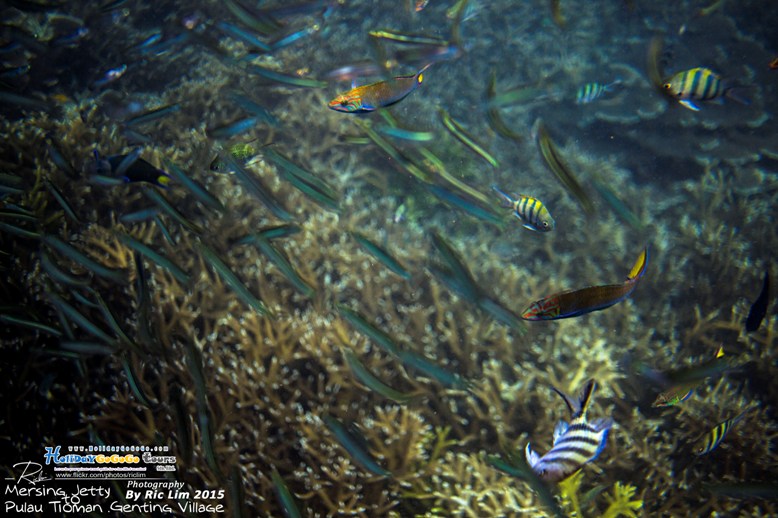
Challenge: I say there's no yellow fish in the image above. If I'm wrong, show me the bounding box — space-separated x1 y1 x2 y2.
492 186 554 232
662 67 748 111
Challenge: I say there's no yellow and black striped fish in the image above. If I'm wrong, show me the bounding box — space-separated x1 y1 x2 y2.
693 407 755 455
662 67 734 111
575 80 623 104
492 186 554 232
525 380 613 483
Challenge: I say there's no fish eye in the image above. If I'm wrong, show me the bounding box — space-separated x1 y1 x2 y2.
542 221 549 228
662 83 671 89
340 99 348 106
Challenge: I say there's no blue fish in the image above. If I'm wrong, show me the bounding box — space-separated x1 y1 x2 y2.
525 380 613 483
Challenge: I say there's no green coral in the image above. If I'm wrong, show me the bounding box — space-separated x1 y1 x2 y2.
558 470 584 517
601 481 643 518
559 471 642 518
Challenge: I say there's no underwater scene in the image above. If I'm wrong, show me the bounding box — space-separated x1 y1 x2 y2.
1 0 777 516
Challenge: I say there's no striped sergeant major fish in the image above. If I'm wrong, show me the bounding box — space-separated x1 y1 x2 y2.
492 185 554 232
693 406 756 456
525 379 613 483
575 80 623 104
662 67 749 112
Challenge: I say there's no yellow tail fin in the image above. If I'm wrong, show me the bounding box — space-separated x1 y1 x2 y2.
627 246 649 281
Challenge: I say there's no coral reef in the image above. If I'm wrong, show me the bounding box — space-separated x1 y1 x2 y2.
1 1 777 517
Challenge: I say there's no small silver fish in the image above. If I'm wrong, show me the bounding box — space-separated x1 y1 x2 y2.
525 380 613 483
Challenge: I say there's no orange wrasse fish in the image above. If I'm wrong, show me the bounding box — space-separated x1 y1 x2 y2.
637 345 741 390
522 247 648 320
629 346 731 407
328 65 429 113
649 348 725 408
652 380 696 408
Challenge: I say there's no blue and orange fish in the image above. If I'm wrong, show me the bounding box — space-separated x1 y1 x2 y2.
525 379 613 483
652 382 695 408
522 247 648 320
415 0 429 11
328 65 429 113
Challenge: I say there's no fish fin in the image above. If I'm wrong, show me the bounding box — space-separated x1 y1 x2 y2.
679 99 700 111
552 421 568 444
576 379 597 419
491 185 514 206
413 64 433 88
522 222 538 232
589 417 613 433
605 79 624 91
715 346 724 359
551 385 579 417
724 87 751 106
156 174 171 188
524 443 540 467
590 428 610 461
626 246 649 281
417 63 433 79
733 405 758 425
552 379 595 419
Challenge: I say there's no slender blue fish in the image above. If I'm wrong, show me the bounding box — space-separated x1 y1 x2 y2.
322 414 391 477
